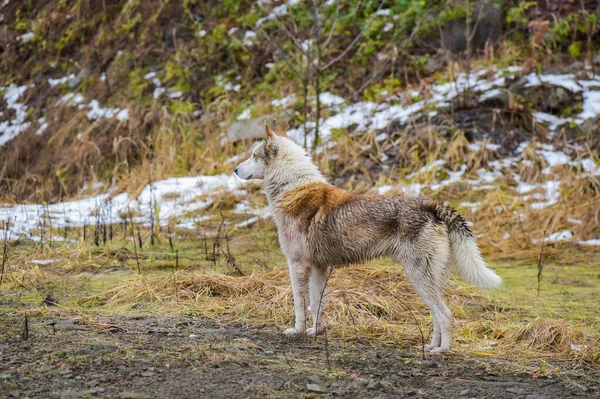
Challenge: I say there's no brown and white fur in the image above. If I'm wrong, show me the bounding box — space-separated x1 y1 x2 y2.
234 120 502 352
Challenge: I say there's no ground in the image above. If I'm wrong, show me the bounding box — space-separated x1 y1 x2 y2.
0 219 599 398
1 314 599 399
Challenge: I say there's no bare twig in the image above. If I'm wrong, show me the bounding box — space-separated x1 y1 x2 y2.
128 208 141 274
0 218 12 290
537 229 546 297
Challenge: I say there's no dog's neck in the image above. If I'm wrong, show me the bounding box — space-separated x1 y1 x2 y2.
264 138 327 207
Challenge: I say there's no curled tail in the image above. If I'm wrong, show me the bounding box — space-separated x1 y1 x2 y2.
433 204 502 289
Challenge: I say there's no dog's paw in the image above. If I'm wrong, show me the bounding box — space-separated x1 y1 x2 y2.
305 326 325 336
423 343 440 351
430 346 450 354
283 327 302 336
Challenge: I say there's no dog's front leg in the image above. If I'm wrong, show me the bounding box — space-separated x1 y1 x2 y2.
283 261 310 336
307 265 329 336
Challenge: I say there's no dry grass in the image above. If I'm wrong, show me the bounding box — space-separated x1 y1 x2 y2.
85 265 600 367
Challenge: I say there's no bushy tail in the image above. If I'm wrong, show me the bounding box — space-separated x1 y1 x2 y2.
434 204 502 289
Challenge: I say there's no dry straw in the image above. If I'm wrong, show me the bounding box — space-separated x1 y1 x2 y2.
87 265 599 367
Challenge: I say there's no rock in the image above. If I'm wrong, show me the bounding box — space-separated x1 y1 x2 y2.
58 391 82 399
367 379 384 390
307 375 324 385
119 392 151 399
306 383 327 393
88 344 118 353
37 364 57 372
420 360 439 369
548 86 571 110
411 368 425 377
580 118 599 135
426 57 442 73
140 371 155 377
68 68 90 89
226 115 274 143
525 395 550 399
569 61 585 72
441 3 502 54
460 388 478 397
54 320 87 331
42 293 58 306
88 387 105 394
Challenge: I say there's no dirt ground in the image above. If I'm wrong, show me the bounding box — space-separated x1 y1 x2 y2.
1 313 598 399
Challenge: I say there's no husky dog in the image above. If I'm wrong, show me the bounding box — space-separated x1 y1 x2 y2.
234 120 502 352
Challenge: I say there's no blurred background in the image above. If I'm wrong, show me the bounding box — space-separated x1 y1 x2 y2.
0 2 599 391
1 0 599 257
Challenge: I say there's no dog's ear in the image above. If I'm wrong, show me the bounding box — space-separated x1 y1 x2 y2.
265 120 276 140
271 118 288 138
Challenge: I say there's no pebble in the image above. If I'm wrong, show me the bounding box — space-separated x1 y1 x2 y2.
119 392 151 399
460 388 478 397
306 383 327 393
37 364 57 372
421 361 439 369
305 375 322 385
367 379 384 390
58 391 82 399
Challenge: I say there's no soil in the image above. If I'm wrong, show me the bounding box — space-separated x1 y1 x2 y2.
1 314 598 399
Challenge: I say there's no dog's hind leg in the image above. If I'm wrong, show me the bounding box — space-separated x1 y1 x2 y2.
307 265 329 336
284 261 310 336
398 232 453 352
403 256 452 351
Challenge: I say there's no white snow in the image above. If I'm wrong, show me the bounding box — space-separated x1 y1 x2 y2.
153 87 166 99
272 94 295 108
36 117 48 135
579 91 600 119
0 84 32 146
377 185 393 195
579 239 600 246
48 74 76 87
30 259 57 265
17 32 35 42
237 107 252 121
87 99 128 122
538 149 570 167
532 230 572 244
319 92 345 107
407 160 445 179
243 30 257 46
0 174 246 240
256 0 298 27
523 72 600 123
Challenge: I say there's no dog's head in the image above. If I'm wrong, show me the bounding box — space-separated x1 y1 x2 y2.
234 119 288 180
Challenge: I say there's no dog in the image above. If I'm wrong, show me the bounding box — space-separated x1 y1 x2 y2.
234 119 502 352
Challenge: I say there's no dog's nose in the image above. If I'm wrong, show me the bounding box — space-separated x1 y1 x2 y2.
234 167 238 175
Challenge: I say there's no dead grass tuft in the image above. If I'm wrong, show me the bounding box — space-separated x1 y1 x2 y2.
86 266 599 365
